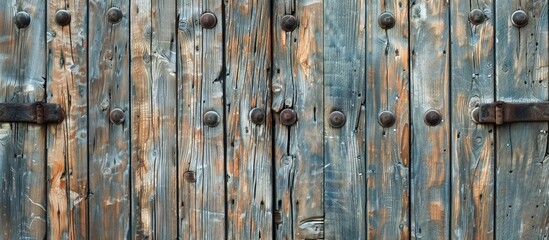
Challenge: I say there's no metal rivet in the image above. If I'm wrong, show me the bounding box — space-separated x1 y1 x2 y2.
280 109 297 126
249 108 265 125
280 15 298 32
378 12 396 29
468 9 485 25
329 111 346 128
378 111 396 128
55 10 71 26
109 108 125 124
183 171 196 183
14 11 31 29
203 110 220 127
424 109 442 126
106 7 123 24
200 12 217 29
511 10 528 28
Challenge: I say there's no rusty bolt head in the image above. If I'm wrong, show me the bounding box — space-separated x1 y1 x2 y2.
329 111 346 128
55 10 71 26
424 109 442 126
378 111 396 128
280 15 298 32
106 7 123 24
280 109 297 126
183 171 196 183
109 108 125 124
511 10 528 28
200 12 217 29
203 110 220 127
249 108 265 125
378 12 396 29
468 9 486 25
14 11 31 29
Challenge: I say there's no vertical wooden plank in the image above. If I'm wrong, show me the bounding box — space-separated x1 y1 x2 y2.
273 0 324 238
88 0 131 238
495 0 549 238
177 0 225 239
409 1 450 239
323 0 366 239
365 0 410 238
47 0 88 239
0 1 47 239
225 0 273 239
450 1 495 239
130 0 178 238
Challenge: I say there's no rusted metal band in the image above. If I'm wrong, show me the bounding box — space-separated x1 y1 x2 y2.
472 101 549 125
0 102 65 124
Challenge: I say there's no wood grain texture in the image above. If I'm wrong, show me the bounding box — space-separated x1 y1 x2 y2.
88 0 131 239
409 1 451 239
130 0 178 238
0 1 47 239
177 0 226 239
323 0 366 239
273 0 325 238
450 1 495 239
495 0 549 239
365 0 410 239
46 0 88 239
225 0 273 239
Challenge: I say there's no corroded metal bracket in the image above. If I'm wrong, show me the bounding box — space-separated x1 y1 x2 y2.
0 102 65 124
472 101 549 125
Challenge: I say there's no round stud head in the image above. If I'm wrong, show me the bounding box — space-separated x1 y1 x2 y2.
106 7 123 24
468 9 485 25
280 109 297 126
424 109 442 126
55 10 71 26
378 12 396 29
329 111 346 128
109 108 125 124
203 110 220 127
280 15 298 32
511 10 528 28
200 12 217 29
249 108 266 125
14 11 31 29
378 111 396 128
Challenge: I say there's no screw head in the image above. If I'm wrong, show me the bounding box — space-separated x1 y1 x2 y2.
249 108 266 125
14 11 31 29
280 109 297 126
424 109 442 126
55 10 71 26
329 111 346 128
511 10 528 28
280 15 298 32
200 12 217 29
203 110 220 127
378 12 396 29
109 108 125 124
468 9 485 25
378 111 396 128
106 7 123 24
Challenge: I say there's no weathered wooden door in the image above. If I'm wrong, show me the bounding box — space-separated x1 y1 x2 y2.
0 0 547 239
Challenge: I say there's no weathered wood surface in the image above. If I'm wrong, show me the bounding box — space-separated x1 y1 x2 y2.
366 1 410 239
178 0 225 239
450 1 495 239
225 0 273 239
130 0 178 238
0 1 47 239
410 0 451 239
495 1 549 239
88 0 131 239
324 0 366 239
47 0 89 239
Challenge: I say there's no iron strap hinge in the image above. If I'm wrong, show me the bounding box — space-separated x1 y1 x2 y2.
472 101 549 125
0 102 65 124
